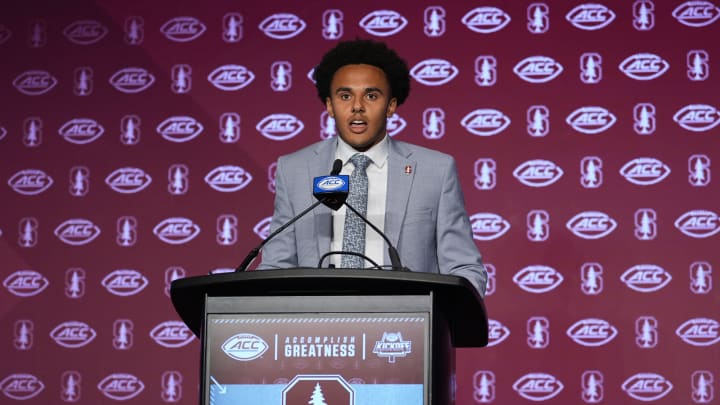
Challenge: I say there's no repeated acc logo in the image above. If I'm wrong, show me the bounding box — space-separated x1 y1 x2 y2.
254 217 272 239
0 374 44 400
513 373 564 401
673 104 720 132
462 7 511 33
513 56 563 83
3 270 49 297
13 70 57 95
566 106 616 134
63 20 108 45
222 333 269 361
676 318 720 346
620 157 670 185
50 321 97 348
256 113 304 141
566 3 616 30
161 17 206 42
619 53 670 80
461 109 510 136
410 59 458 86
622 373 673 401
566 211 617 239
105 167 152 193
109 67 155 93
359 10 408 37
205 165 252 192
102 269 149 296
8 169 53 195
566 318 618 347
387 114 406 137
150 321 195 348
487 319 511 347
157 116 204 142
59 118 104 144
153 217 200 245
54 219 101 245
470 213 510 240
513 159 563 187
675 210 720 238
513 265 563 293
208 64 255 91
98 373 144 401
621 264 672 292
672 1 720 27
259 13 306 39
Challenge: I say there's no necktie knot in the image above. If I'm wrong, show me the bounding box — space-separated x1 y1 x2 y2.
350 154 372 172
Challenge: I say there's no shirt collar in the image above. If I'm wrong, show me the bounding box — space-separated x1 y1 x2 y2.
335 135 389 169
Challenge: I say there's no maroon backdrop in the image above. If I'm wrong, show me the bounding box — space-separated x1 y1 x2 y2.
1 0 718 403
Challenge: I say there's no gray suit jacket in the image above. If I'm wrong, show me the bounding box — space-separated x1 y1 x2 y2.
258 136 487 296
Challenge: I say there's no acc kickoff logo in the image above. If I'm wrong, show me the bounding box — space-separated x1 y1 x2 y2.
101 269 149 297
259 13 306 39
619 53 670 80
513 373 564 401
359 10 408 37
566 211 617 239
410 59 459 86
620 158 671 185
566 3 616 30
673 104 720 132
373 332 412 363
513 56 563 83
256 114 304 141
50 321 97 348
222 333 269 361
1 374 44 400
513 159 563 187
621 264 672 292
156 116 204 142
13 70 57 95
153 217 200 245
161 17 206 42
63 20 108 44
675 318 720 346
208 65 255 91
566 318 618 347
3 270 49 297
98 373 144 401
149 321 195 348
622 373 673 401
672 1 720 27
462 7 511 33
674 210 720 238
109 67 155 93
461 109 510 136
470 213 511 240
513 265 564 293
566 106 617 134
54 219 101 245
105 167 152 193
8 169 53 195
204 165 253 192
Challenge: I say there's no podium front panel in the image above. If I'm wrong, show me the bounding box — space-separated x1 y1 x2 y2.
202 295 432 405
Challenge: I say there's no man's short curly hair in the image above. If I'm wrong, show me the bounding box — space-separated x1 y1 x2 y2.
313 39 410 106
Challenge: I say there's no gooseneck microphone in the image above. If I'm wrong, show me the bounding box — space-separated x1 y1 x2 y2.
234 159 344 272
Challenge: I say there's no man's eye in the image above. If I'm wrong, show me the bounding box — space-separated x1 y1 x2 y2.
366 93 378 100
340 94 351 100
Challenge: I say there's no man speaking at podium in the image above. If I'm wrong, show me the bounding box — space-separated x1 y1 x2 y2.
258 39 487 297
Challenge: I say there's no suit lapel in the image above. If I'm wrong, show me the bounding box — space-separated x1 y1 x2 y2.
310 140 336 258
385 138 415 246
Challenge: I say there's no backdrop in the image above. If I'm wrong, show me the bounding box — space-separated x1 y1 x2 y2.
1 0 718 403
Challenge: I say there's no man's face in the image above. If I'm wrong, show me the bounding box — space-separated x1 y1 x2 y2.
325 64 397 152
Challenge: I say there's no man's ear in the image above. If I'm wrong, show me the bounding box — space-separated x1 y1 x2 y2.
325 97 334 118
386 97 398 117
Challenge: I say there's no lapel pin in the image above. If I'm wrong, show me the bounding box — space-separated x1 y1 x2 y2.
404 165 412 175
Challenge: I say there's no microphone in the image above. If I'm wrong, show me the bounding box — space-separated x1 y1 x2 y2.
234 159 344 272
312 161 408 271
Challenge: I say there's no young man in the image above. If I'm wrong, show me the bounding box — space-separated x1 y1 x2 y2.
258 39 487 296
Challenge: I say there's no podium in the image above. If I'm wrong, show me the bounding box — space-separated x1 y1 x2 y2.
171 268 488 405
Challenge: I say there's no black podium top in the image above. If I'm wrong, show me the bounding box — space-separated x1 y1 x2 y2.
171 268 488 347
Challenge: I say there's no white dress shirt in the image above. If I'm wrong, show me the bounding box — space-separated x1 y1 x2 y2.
330 136 389 268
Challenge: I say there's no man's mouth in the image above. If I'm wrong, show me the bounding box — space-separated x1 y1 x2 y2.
349 119 367 133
